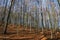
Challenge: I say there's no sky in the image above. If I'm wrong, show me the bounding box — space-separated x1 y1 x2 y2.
0 0 59 9
0 0 59 15
0 0 59 13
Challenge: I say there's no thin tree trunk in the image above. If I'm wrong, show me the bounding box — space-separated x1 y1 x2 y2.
2 0 8 24
41 8 44 33
46 8 53 39
57 0 60 6
29 10 32 33
4 0 14 34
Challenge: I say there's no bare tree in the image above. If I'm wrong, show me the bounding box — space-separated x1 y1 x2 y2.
57 0 60 6
4 0 14 34
1 0 8 25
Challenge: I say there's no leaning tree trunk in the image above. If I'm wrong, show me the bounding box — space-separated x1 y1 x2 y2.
4 0 14 34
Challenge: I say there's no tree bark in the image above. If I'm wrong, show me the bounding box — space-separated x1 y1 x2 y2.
4 0 14 34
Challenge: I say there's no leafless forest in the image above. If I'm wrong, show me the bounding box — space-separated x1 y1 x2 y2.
0 0 60 40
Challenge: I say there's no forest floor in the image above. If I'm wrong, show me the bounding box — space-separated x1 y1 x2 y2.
0 24 60 40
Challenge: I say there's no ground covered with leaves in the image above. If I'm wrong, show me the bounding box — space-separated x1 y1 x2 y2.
0 24 60 40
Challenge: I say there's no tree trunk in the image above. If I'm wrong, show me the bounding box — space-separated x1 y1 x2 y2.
2 0 8 24
4 0 14 34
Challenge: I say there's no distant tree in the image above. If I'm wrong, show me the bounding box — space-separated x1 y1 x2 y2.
2 0 8 24
57 0 60 6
